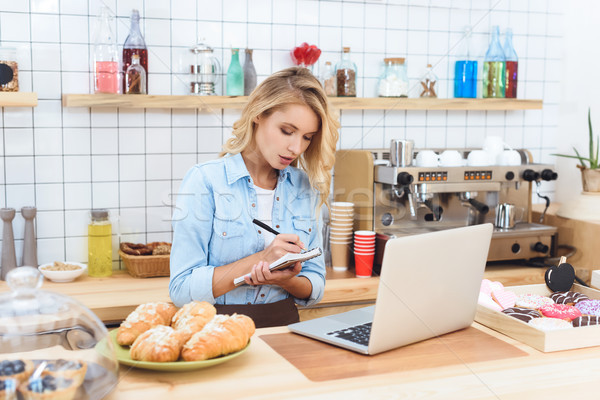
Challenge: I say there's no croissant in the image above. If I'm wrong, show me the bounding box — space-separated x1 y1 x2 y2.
171 301 217 342
117 302 178 346
181 314 255 361
130 325 184 362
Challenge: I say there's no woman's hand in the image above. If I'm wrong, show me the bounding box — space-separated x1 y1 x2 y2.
244 260 302 286
260 234 305 264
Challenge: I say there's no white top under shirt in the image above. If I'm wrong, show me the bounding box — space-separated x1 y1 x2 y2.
254 184 276 249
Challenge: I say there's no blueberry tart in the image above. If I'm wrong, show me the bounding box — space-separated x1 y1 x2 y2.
0 360 34 385
0 377 18 400
42 360 86 387
18 375 77 400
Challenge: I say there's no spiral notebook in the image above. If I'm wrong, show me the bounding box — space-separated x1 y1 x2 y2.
233 247 322 287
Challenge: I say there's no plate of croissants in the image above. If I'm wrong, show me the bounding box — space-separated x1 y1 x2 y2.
95 301 255 372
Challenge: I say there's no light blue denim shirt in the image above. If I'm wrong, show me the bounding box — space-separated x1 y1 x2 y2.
169 153 325 308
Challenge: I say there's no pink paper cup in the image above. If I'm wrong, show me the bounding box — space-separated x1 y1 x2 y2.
354 252 374 278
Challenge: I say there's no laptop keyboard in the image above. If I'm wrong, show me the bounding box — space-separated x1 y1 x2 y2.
326 322 372 346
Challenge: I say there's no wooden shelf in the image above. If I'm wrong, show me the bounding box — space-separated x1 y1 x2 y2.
0 92 38 107
62 94 542 111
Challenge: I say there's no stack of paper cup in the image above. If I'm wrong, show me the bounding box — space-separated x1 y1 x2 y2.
354 230 375 278
330 202 354 271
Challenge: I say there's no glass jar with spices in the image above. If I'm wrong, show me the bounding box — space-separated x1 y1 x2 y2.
0 47 18 92
335 47 357 97
88 209 112 277
419 64 438 98
378 58 408 97
125 54 146 94
320 61 336 96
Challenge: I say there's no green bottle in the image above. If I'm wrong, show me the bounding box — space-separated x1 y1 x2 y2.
226 48 244 96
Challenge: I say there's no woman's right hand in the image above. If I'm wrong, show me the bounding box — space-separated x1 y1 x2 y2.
261 234 305 263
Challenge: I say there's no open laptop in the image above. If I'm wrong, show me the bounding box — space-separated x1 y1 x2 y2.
288 223 493 355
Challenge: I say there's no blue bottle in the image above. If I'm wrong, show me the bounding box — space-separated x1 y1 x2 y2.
454 26 477 98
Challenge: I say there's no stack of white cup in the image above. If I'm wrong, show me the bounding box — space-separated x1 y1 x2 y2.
329 202 354 271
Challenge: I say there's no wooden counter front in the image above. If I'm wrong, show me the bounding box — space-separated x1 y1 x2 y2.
105 323 600 399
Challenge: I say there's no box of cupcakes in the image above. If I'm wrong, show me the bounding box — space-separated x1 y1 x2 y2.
475 259 600 352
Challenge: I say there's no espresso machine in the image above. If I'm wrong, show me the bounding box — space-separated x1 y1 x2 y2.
333 146 559 269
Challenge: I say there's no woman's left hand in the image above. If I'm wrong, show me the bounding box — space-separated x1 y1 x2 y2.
244 260 302 286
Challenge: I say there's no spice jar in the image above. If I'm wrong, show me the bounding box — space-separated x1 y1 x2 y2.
335 47 357 97
320 61 336 96
88 209 112 277
125 54 146 94
419 64 438 98
378 58 408 97
0 47 19 92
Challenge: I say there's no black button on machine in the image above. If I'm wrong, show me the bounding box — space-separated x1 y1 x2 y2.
511 243 520 253
381 213 393 226
532 242 549 253
505 171 515 180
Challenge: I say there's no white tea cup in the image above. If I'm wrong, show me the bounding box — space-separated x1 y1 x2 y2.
498 150 521 166
415 150 439 167
439 150 464 167
467 150 492 166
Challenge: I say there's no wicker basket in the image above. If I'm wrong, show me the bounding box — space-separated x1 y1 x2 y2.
119 250 170 278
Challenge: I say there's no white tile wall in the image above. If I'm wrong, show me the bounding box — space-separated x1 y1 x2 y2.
0 0 564 267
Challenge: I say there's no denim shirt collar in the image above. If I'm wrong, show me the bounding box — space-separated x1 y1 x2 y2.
224 153 294 186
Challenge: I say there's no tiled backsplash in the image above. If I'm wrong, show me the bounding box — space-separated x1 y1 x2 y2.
0 0 562 267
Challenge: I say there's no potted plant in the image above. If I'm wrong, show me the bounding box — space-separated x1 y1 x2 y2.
553 108 600 192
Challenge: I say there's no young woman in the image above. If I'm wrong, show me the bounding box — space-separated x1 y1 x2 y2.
169 67 339 327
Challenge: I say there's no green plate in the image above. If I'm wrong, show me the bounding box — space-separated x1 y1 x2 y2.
95 329 250 372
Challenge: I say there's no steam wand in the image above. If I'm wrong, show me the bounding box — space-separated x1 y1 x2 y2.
535 181 550 223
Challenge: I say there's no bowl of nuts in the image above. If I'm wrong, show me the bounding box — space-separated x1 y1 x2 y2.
38 261 87 283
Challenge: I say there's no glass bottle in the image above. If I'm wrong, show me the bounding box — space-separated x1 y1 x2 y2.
122 9 148 94
190 41 220 95
503 28 518 99
88 209 112 277
483 26 506 98
320 61 336 96
335 47 357 97
93 6 120 94
419 64 438 98
454 26 477 98
126 54 146 94
243 49 257 96
378 57 408 97
226 48 244 96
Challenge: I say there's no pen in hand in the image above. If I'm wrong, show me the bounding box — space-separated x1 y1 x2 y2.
252 219 308 251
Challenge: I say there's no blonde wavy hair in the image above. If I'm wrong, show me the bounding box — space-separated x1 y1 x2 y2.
221 67 340 211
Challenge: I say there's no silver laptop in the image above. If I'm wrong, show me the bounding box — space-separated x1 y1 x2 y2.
288 223 493 355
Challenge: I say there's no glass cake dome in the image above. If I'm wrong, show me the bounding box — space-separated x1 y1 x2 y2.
0 267 118 399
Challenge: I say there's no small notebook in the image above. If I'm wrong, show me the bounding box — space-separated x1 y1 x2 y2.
233 247 322 287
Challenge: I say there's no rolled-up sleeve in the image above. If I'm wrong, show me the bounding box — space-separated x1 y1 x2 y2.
169 166 218 307
294 206 326 307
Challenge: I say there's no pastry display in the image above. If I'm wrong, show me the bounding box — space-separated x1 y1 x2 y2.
528 317 573 332
130 325 184 362
171 301 217 342
515 294 554 309
550 291 589 305
181 314 255 361
539 304 582 321
0 360 34 385
18 375 77 400
501 307 542 323
572 315 600 327
574 299 600 316
42 360 87 387
478 292 502 311
117 302 178 346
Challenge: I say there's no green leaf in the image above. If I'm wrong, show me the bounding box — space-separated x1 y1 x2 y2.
595 137 600 169
573 147 589 168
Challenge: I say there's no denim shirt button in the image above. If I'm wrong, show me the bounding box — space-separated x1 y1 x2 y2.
258 230 262 234
309 228 312 232
275 225 280 228
251 203 256 207
222 232 227 236
260 294 265 297
247 302 251 305
276 197 279 201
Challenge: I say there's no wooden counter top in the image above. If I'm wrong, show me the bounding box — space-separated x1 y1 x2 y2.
105 323 600 399
0 265 546 324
